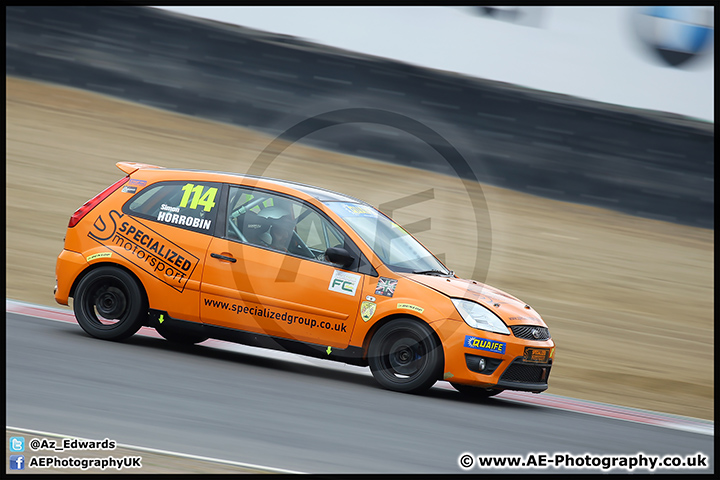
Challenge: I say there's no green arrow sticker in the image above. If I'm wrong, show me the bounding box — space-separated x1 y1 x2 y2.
159 314 165 324
326 346 332 355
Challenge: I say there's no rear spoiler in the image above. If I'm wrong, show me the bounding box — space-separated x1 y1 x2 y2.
116 162 165 176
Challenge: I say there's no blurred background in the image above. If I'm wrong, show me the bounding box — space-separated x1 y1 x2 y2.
6 6 714 423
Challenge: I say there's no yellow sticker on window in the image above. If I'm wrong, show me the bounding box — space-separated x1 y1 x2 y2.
179 183 218 212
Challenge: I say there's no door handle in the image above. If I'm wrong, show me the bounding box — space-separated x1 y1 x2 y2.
211 253 237 263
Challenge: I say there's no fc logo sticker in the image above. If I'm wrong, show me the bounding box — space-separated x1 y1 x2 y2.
329 270 360 296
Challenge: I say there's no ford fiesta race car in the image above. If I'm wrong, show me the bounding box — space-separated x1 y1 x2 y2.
55 162 555 398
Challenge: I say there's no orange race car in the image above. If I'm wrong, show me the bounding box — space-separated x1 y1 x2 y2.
55 162 555 398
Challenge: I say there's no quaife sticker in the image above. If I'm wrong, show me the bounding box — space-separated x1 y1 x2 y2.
329 270 361 296
464 335 506 354
88 210 199 292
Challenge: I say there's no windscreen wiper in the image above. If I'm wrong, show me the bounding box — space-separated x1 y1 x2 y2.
412 269 453 276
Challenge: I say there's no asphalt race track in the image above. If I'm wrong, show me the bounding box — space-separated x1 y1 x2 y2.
6 311 713 474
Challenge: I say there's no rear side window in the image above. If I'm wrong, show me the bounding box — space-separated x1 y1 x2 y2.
123 181 220 234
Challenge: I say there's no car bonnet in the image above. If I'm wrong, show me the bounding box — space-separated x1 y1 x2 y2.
404 274 547 327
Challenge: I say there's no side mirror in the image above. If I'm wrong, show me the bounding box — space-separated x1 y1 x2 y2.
324 247 355 269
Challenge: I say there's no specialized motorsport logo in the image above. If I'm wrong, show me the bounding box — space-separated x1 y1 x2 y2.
88 210 199 292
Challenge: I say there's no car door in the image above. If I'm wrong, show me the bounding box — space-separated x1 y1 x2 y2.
200 185 364 348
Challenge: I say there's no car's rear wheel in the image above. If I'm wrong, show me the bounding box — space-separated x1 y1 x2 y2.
73 266 147 341
451 383 503 399
368 318 443 393
156 323 208 345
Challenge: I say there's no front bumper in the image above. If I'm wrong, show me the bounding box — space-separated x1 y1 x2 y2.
436 319 555 392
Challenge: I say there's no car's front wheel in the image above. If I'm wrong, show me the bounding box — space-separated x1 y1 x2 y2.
73 266 147 341
368 318 443 393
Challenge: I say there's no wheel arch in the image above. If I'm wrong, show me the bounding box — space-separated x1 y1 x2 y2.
70 261 148 305
361 313 446 375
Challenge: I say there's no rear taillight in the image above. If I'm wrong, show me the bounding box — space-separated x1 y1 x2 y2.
68 176 130 228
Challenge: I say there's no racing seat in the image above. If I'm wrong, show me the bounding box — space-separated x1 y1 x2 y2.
241 211 271 246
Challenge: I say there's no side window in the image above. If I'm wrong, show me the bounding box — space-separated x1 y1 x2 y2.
124 181 220 234
296 212 344 251
226 185 346 262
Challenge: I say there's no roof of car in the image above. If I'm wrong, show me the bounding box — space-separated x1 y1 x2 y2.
119 162 368 206
206 169 368 204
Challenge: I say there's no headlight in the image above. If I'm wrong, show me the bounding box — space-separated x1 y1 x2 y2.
452 299 510 335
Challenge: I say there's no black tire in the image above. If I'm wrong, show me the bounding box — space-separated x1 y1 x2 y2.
73 266 147 341
368 318 443 393
156 323 208 345
451 383 503 399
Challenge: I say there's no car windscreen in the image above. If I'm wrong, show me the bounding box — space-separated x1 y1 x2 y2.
326 202 450 274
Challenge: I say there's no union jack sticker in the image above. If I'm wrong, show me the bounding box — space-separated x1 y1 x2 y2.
374 277 398 297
